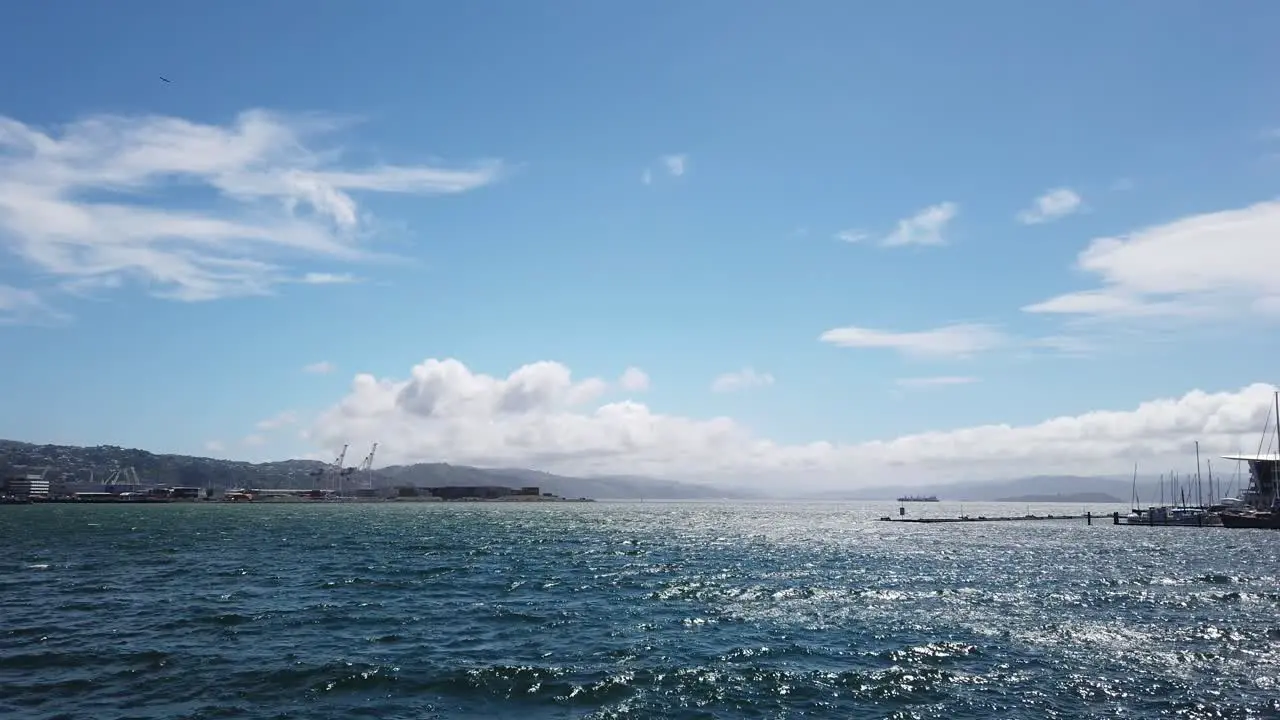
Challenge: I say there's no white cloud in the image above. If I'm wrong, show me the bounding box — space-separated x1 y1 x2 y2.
0 283 65 325
642 154 687 184
204 440 225 453
661 154 687 177
1017 188 1083 225
618 367 650 392
242 434 266 447
1024 199 1280 321
835 229 868 244
310 356 1280 489
0 109 502 305
711 367 775 393
303 360 336 375
896 376 978 389
1028 335 1099 358
882 202 958 247
256 410 299 431
300 272 360 285
820 323 1006 359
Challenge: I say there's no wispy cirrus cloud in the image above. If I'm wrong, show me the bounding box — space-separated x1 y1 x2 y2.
661 154 687 177
895 376 978 389
255 410 299 431
820 323 1006 359
641 153 688 184
0 109 504 312
0 283 67 325
299 272 361 285
303 360 336 375
837 202 958 249
882 202 958 247
711 367 775 393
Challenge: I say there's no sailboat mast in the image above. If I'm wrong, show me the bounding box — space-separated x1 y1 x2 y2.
1207 459 1214 506
1273 390 1280 506
1131 462 1139 508
1196 440 1203 508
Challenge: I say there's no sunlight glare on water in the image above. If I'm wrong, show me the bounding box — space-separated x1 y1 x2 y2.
2 501 1278 719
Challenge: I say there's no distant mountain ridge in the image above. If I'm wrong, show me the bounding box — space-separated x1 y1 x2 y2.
799 475 1138 502
994 492 1125 504
0 439 751 500
0 438 1199 502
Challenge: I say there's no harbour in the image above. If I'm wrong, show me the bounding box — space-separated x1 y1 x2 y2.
2 442 595 505
6 496 1276 718
4 392 1280 524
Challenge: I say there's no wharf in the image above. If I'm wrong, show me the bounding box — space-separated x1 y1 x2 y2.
879 514 1084 524
882 511 1228 528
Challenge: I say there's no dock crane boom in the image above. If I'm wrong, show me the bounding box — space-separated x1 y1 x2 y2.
309 444 349 493
357 443 378 491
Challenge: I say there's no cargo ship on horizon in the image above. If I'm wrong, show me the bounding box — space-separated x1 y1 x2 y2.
897 494 939 502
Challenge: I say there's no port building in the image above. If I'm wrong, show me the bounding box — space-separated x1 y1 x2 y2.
3 472 51 498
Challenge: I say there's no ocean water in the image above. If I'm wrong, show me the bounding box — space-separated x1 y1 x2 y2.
2 501 1278 719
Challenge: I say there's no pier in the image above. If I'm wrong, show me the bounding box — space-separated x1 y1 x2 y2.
879 514 1084 524
881 511 1231 528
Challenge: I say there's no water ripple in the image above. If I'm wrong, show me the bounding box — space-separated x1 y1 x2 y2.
2 501 1278 719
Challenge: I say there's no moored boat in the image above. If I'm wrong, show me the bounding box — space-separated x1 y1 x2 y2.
1219 510 1280 529
1217 390 1280 530
1125 506 1221 526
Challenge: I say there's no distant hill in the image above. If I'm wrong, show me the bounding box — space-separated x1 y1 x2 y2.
485 469 761 500
808 475 1136 502
0 439 327 489
1 438 1185 503
994 492 1125 504
0 439 753 500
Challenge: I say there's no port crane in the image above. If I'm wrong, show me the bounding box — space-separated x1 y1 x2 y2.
309 444 352 494
306 443 378 497
102 466 142 490
357 443 378 493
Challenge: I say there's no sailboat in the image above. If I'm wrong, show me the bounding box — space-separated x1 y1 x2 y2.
1219 390 1280 529
1123 461 1223 526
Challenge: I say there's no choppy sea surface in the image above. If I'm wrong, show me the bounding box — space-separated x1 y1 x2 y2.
2 501 1279 719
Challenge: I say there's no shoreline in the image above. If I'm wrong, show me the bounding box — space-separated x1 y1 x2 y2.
1 496 596 505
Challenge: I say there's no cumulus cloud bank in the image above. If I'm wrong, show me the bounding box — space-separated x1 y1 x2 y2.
309 357 1279 490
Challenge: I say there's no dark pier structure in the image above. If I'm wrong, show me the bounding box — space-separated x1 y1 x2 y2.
880 513 1085 524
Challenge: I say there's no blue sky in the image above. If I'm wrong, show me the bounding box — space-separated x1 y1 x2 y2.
1 1 1279 486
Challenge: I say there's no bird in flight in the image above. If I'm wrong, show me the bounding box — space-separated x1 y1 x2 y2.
159 76 171 83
